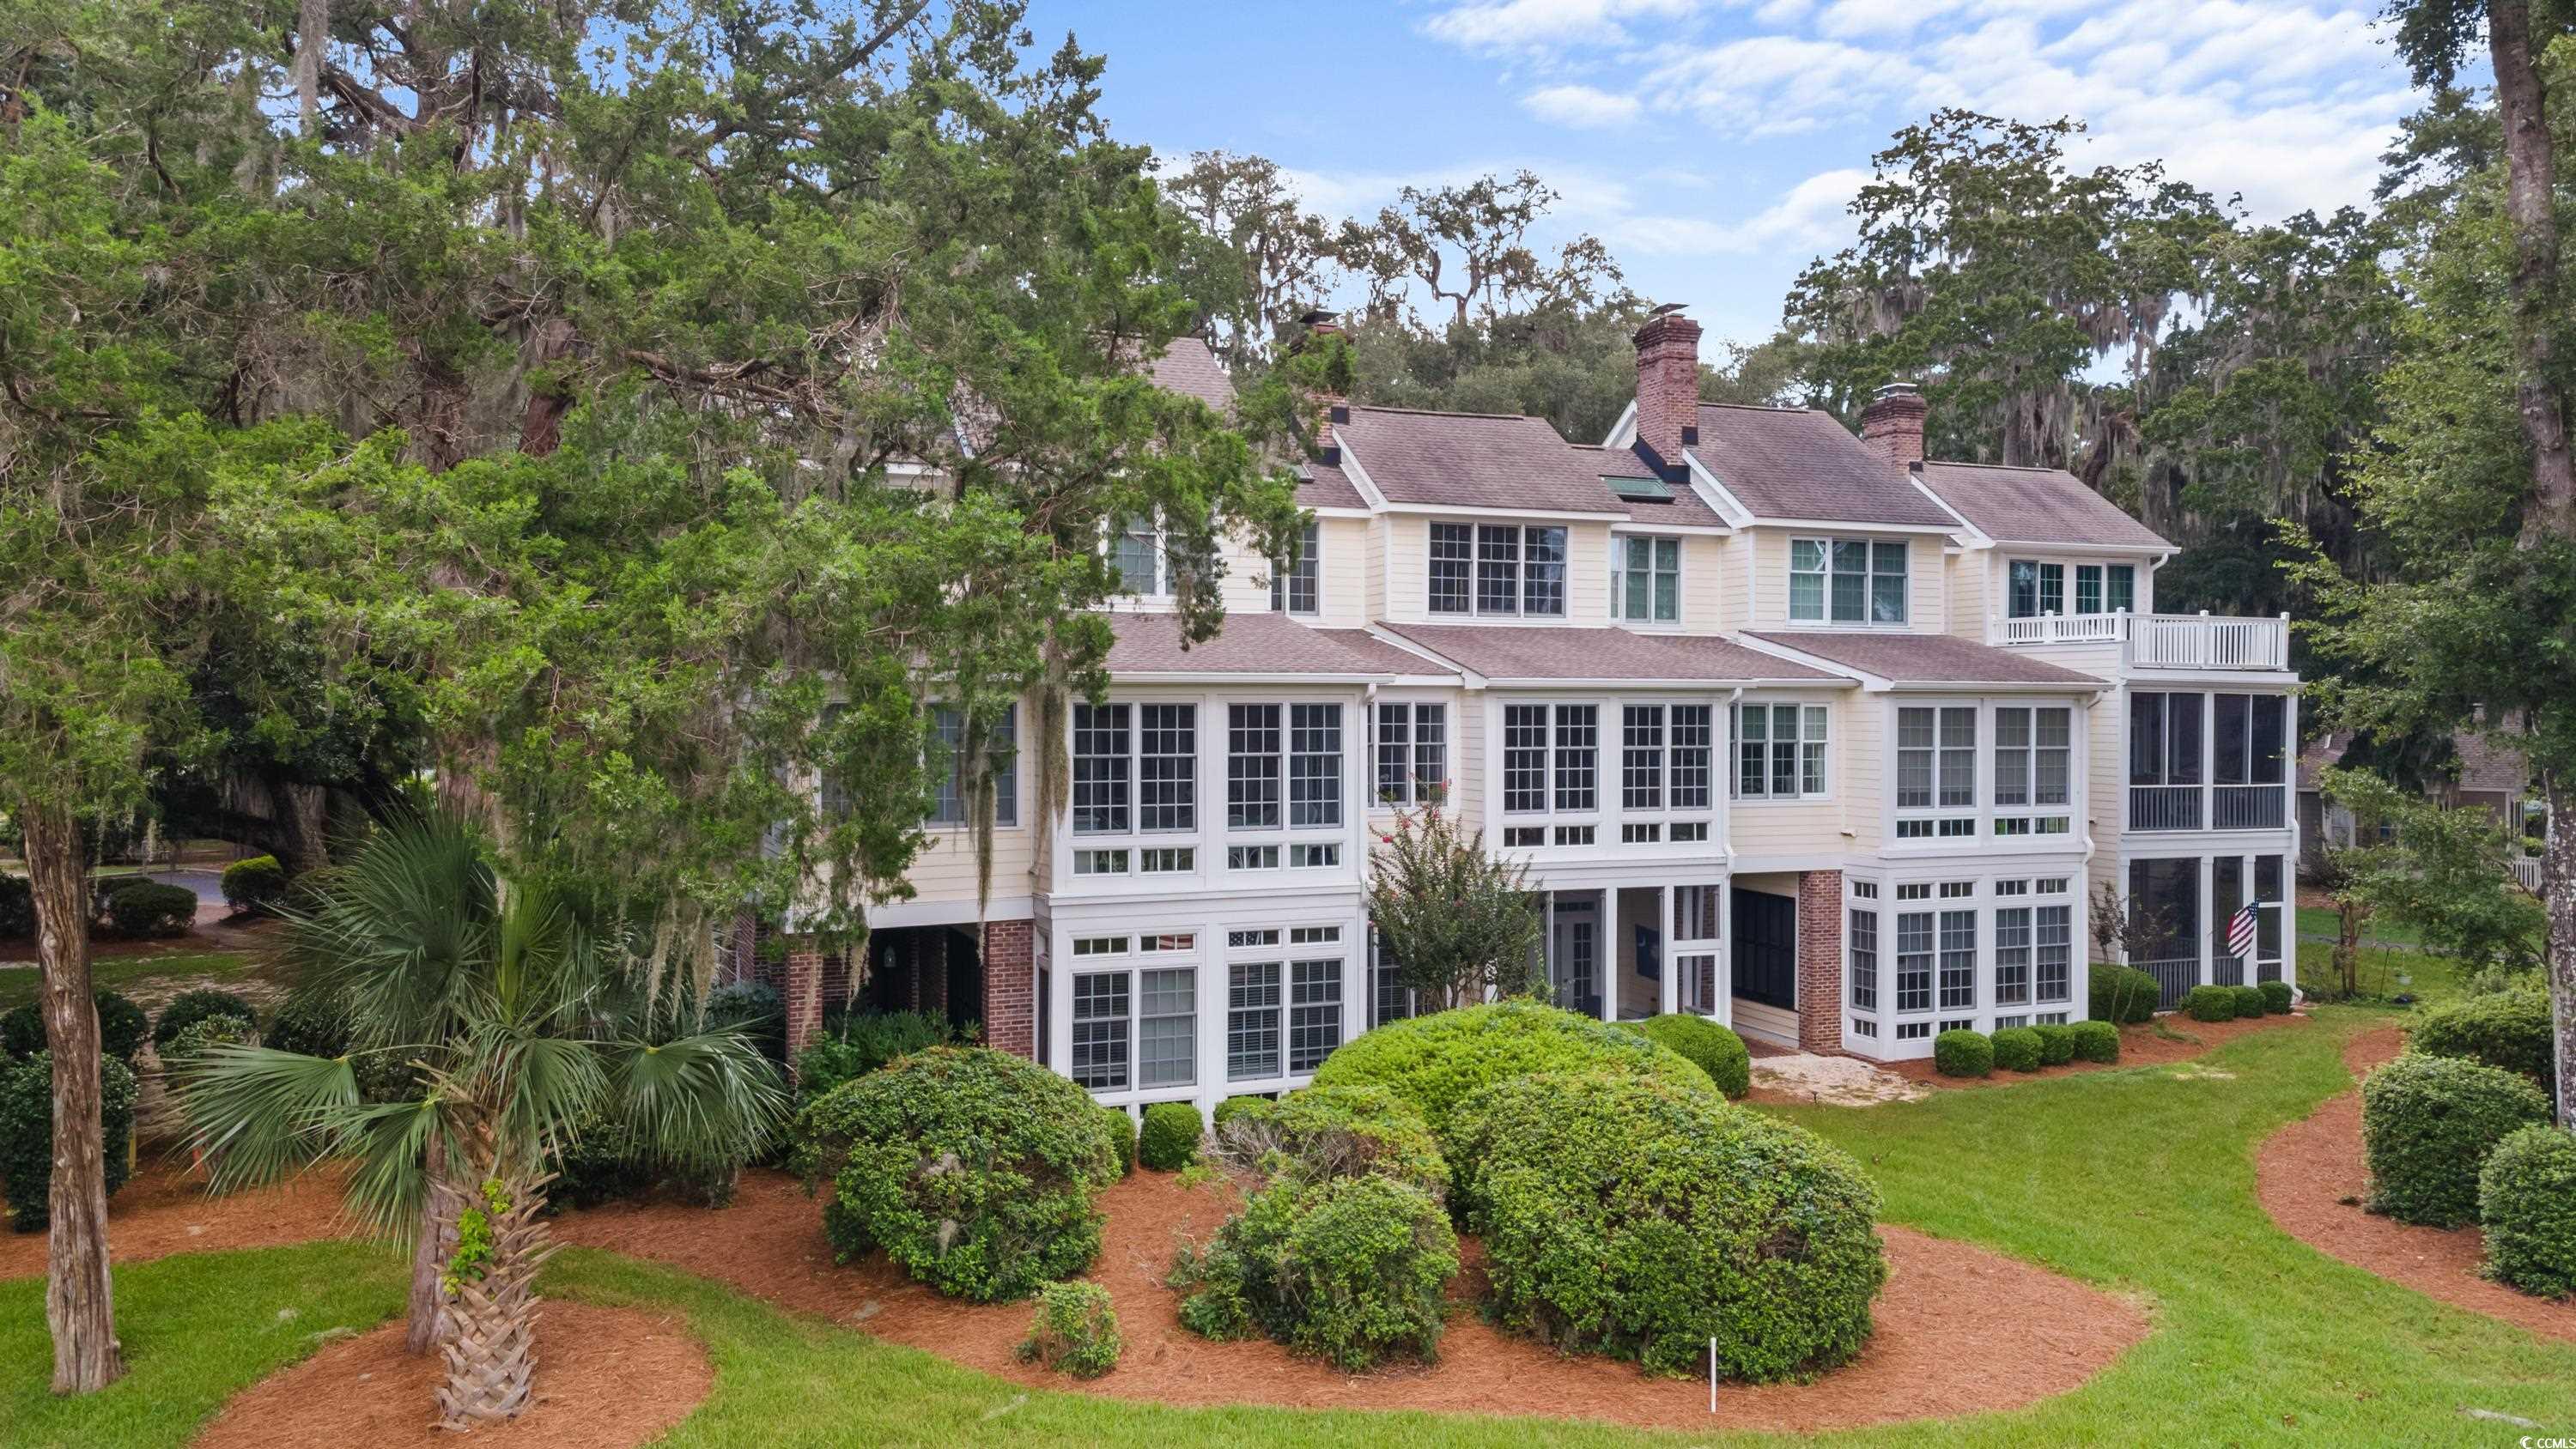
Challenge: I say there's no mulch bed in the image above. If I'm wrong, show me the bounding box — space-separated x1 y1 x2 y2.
0 1158 355 1282
192 1300 710 1449
1877 1011 2313 1091
557 1167 2150 1434
2255 1026 2576 1344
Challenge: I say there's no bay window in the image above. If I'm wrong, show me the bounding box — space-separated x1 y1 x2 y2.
1138 704 1197 832
1612 537 1680 623
1228 701 1343 845
1938 909 1977 1009
1790 537 1907 623
1734 701 1829 800
1894 911 1934 1013
1500 703 1598 844
1432 522 1566 617
1895 706 1978 838
1228 705 1281 828
1288 704 1343 827
1374 701 1447 805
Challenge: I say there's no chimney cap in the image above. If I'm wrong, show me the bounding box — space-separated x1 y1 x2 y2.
1297 307 1341 328
1873 380 1923 402
1649 300 1689 318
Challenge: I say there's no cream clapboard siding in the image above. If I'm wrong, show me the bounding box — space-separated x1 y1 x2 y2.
1742 529 1944 634
1945 547 1993 645
1565 523 1613 627
1364 517 1387 621
1318 517 1367 629
1839 694 1885 852
1385 515 1428 619
1451 688 1485 831
2086 688 2126 853
1217 530 1274 616
901 823 1040 912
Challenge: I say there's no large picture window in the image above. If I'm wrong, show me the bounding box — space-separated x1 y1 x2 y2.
1613 537 1680 623
1374 701 1447 805
1789 537 1907 623
1735 701 1829 799
1433 523 1567 617
927 704 1018 827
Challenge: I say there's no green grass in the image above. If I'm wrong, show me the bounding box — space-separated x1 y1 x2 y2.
5 1007 2574 1446
0 952 262 1011
2293 938 2468 1006
2293 905 2423 948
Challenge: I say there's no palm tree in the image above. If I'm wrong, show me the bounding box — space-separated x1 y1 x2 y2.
173 811 787 1428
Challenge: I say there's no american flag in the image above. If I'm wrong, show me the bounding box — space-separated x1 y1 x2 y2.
2227 901 2259 959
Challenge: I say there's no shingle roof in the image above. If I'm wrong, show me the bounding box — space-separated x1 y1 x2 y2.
1571 444 1728 528
2295 732 2348 791
1689 404 1958 528
1296 458 1369 512
1103 609 1424 676
1376 623 1840 683
1746 631 2106 686
1139 336 1235 413
1917 460 2169 550
1336 407 1627 515
2455 733 2530 796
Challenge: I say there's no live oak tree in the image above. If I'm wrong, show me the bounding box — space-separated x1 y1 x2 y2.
1366 804 1544 1011
1335 170 1630 330
1163 150 1340 368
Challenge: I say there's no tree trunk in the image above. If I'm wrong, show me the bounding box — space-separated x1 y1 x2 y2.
2490 0 2574 543
2336 899 2361 998
431 1172 556 1427
276 780 332 877
22 803 123 1393
405 1132 455 1354
295 0 327 138
2545 774 2574 1123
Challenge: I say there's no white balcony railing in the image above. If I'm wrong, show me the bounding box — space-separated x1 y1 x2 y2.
2129 783 2292 834
2512 855 2543 894
1990 610 2291 671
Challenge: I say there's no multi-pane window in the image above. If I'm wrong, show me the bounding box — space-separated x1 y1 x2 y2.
1621 706 1665 810
2036 904 2073 1002
1138 704 1197 832
1850 909 1879 1010
1938 909 1977 1009
1071 973 1130 1089
1735 702 1829 799
1993 706 2074 835
1552 705 1598 811
1789 537 1908 623
1271 519 1320 615
1894 912 1934 1012
1995 906 2032 1005
1071 703 1131 834
1375 702 1446 805
1110 517 1162 597
1437 524 1568 617
1613 537 1680 623
1139 968 1195 1088
1429 523 1473 614
2011 560 2137 617
1228 705 1281 828
1288 960 1343 1072
1228 961 1283 1080
1288 704 1343 827
1503 705 1549 814
1672 705 1714 810
1370 932 1414 1028
928 704 1018 827
1896 706 1978 838
1476 525 1521 613
1501 705 1599 820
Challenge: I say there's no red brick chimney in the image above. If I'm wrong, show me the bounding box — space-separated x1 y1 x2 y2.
1631 305 1702 478
1859 381 1927 470
1297 308 1349 465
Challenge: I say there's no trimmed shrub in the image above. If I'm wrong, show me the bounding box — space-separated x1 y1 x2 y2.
2361 1053 2552 1228
1451 1070 1883 1381
805 1046 1121 1301
0 874 32 940
1210 1083 1449 1200
1933 1029 1993 1078
2069 1020 2120 1064
549 1113 740 1211
0 1052 137 1232
2478 1125 2576 1298
1139 1101 1203 1171
2412 990 2555 1096
1099 1106 1137 1178
218 855 289 915
103 881 197 939
1309 999 1711 1143
2183 985 2238 1022
704 979 786 1065
161 1012 254 1068
6 993 147 1064
262 989 354 1059
2032 1022 2077 1066
1018 1280 1121 1378
1172 1173 1457 1370
2088 965 2160 1025
1990 1026 2044 1073
153 989 258 1053
2257 979 2295 1016
2228 985 2268 1021
1213 1094 1267 1128
1625 1014 1752 1099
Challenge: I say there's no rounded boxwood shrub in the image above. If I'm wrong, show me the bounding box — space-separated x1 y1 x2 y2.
104 881 197 939
1139 1100 1203 1171
0 1052 137 1232
261 988 354 1059
2361 1052 2552 1228
2228 985 2269 1021
218 855 289 916
1933 1028 1993 1078
2088 965 2160 1026
805 1046 1121 1301
1099 1106 1137 1177
5 992 147 1064
1212 1094 1267 1128
153 989 258 1053
1308 999 1711 1143
2069 1019 2121 1064
1018 1280 1121 1378
2411 990 2554 1095
2032 1022 2077 1066
1450 1070 1883 1381
1990 1026 2043 1073
2478 1125 2576 1297
1211 1083 1449 1200
2184 985 2238 1022
1171 1172 1458 1370
2257 979 2294 1015
1624 1014 1752 1099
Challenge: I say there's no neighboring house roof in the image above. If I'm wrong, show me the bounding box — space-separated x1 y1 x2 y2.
2297 732 2349 791
1917 460 2171 550
1296 458 1369 512
1571 444 1728 528
1375 623 1840 684
1745 631 2106 687
2299 730 2531 797
1336 407 1629 515
1103 609 1430 677
1689 403 1958 528
1139 335 1235 413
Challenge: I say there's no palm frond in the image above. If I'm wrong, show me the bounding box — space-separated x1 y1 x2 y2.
334 1095 459 1240
172 1044 365 1193
481 1028 610 1175
279 809 499 1046
603 1028 791 1173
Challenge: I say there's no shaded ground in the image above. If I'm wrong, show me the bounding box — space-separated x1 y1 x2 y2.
2254 1026 2576 1346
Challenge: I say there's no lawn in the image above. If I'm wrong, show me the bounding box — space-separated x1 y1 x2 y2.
5 1004 2573 1446
2293 905 2423 948
0 952 263 1011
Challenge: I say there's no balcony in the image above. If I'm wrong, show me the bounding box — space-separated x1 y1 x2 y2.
2128 782 2291 834
1992 611 2291 671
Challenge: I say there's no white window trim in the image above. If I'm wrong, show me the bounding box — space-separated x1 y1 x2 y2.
1271 518 1322 618
1787 535 1910 627
1426 519 1571 621
2004 556 2141 620
1609 533 1685 629
1990 703 2077 839
1370 695 1451 809
1730 697 1833 804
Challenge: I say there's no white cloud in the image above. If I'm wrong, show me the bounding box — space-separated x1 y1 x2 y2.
1611 167 1869 254
1522 82 1646 127
1425 0 1706 50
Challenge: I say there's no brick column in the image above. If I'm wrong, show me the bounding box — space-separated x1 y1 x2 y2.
781 937 827 1070
982 919 1035 1059
1795 870 1844 1054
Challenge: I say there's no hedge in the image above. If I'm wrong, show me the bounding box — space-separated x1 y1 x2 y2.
793 1009 954 1101
1210 1083 1449 1200
805 1046 1121 1300
1099 1106 1137 1178
2069 1020 2121 1064
1450 1070 1884 1381
104 881 196 938
1308 999 1711 1144
0 874 31 940
2088 965 2160 1025
1018 1281 1121 1379
1172 1172 1457 1370
2257 979 2295 1015
1213 1094 1267 1128
0 1052 137 1232
2032 1022 2077 1066
1140 1101 1202 1171
2478 1125 2576 1298
1990 1026 2044 1073
2184 985 2238 1022
2228 985 2268 1021
153 989 258 1053
1933 1029 1993 1078
219 855 289 915
1624 1014 1752 1099
2411 990 2555 1097
2361 1053 2552 1228
3 992 148 1065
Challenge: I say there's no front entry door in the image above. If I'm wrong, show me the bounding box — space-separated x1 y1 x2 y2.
1731 889 1797 1011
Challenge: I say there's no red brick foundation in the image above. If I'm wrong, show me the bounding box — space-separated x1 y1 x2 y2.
1795 870 1844 1053
983 919 1034 1059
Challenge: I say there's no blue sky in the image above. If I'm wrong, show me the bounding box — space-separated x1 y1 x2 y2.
1032 0 2428 350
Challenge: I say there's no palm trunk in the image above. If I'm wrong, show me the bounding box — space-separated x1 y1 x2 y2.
431 1172 555 1427
23 802 123 1392
405 1132 454 1354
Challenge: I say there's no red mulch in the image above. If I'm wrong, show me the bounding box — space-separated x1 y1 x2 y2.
2255 1027 2576 1343
1877 1012 2314 1092
557 1167 2149 1435
0 1158 356 1282
193 1300 710 1449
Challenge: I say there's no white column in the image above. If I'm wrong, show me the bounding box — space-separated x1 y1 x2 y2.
1541 888 1556 1005
1598 886 1619 1022
1657 884 1678 1016
2196 854 2215 989
1048 930 1077 1085
1196 927 1226 1114
1715 877 1734 1028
